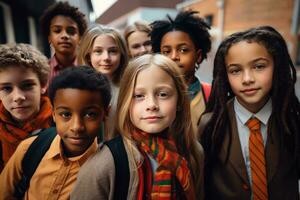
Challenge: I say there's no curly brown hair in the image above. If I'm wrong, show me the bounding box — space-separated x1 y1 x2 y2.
40 1 87 38
0 43 50 87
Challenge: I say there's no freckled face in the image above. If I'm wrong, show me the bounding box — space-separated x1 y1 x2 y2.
0 66 43 124
130 66 178 134
226 41 274 113
127 31 152 58
90 35 121 80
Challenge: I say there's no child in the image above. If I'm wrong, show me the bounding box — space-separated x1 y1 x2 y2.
151 10 212 134
0 43 52 172
0 66 111 199
40 1 87 85
71 54 204 199
78 24 129 140
200 26 300 200
124 21 152 58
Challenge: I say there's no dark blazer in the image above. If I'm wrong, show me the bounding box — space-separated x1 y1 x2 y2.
201 100 299 200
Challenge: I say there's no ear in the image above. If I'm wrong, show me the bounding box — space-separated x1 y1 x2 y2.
41 86 47 95
52 110 56 123
103 105 111 122
196 49 202 64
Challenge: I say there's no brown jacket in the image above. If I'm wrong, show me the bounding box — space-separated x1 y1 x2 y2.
200 100 299 200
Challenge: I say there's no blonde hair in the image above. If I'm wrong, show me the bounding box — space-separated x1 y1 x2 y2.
0 43 50 87
115 53 202 193
78 24 129 85
124 21 151 45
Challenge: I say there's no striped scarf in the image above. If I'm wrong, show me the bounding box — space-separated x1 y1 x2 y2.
0 96 52 171
132 130 196 200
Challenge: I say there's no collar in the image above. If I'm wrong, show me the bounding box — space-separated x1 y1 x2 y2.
234 97 272 126
49 54 77 71
46 135 98 166
188 77 202 100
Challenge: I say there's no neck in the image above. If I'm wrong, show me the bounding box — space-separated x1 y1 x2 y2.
186 75 196 85
55 53 76 67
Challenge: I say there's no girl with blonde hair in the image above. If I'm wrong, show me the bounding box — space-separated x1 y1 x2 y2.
71 54 204 200
78 24 129 140
124 21 152 58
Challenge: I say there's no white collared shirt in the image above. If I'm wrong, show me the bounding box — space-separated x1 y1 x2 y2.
233 97 272 184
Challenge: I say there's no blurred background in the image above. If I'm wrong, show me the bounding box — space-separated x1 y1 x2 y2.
0 0 299 97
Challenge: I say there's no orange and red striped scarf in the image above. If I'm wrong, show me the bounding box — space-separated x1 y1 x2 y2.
132 130 196 200
0 96 52 171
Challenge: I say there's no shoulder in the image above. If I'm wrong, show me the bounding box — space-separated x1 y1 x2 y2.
197 112 213 140
71 144 116 200
78 144 115 179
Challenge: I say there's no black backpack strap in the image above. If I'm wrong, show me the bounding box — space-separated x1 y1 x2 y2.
104 136 130 200
14 127 57 198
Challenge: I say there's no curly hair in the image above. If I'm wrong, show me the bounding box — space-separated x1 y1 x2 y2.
0 43 50 87
150 10 211 63
48 66 111 109
201 26 300 168
40 1 87 38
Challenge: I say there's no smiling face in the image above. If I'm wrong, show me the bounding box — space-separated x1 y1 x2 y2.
90 34 121 80
52 89 105 157
127 31 152 58
160 31 201 84
130 65 178 134
48 15 80 57
226 41 274 113
0 66 43 124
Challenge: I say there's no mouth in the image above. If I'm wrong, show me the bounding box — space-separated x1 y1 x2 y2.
69 137 87 145
142 116 163 122
241 88 259 95
58 42 72 47
12 106 29 110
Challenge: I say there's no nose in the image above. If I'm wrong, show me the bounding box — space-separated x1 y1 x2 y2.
146 95 159 111
170 50 179 61
61 30 70 40
102 51 110 60
13 88 26 103
70 115 85 133
242 70 255 85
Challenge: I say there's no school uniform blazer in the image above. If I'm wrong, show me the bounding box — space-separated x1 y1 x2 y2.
204 100 299 200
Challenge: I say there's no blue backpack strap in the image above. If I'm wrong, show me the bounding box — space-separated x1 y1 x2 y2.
14 127 57 198
201 81 212 104
104 136 130 200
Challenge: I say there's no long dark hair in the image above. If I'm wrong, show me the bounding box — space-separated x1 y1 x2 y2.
201 26 300 167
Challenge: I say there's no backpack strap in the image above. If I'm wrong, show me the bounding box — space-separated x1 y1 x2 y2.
104 136 130 200
201 81 211 104
14 127 57 198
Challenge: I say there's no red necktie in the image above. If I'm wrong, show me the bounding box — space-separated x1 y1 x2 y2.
247 118 268 200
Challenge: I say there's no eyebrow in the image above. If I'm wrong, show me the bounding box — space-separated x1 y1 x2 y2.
0 78 37 85
227 57 269 68
55 105 102 110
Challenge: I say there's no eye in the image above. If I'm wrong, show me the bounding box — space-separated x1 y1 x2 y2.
227 66 241 75
109 48 119 55
143 41 151 47
0 86 12 93
20 82 35 91
131 44 140 49
161 49 171 55
253 63 266 70
133 93 145 100
59 111 72 119
66 27 77 35
179 47 189 53
93 49 102 55
84 111 100 119
157 91 169 98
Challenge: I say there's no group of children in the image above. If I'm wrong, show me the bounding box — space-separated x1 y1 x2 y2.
0 1 299 200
